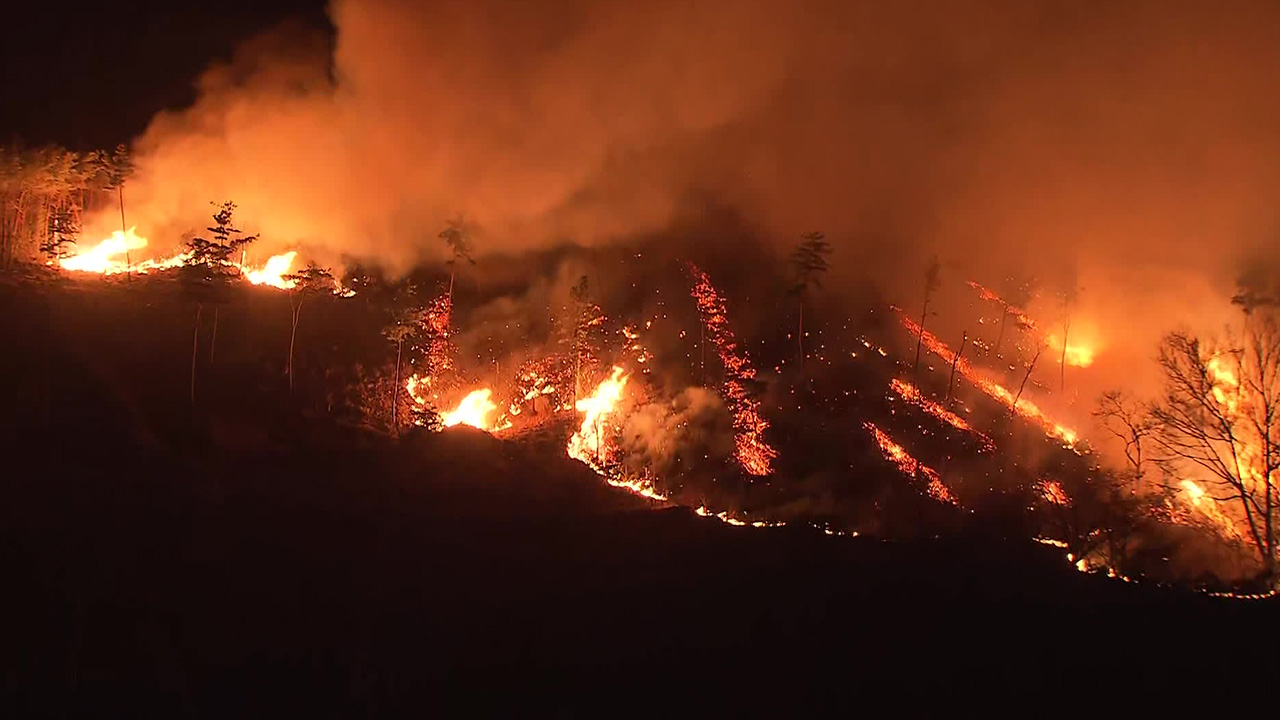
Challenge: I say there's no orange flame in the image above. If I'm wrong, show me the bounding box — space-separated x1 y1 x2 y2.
567 366 629 469
441 388 500 430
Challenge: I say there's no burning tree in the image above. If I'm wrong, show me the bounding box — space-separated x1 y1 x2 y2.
567 275 606 402
789 231 831 378
1148 312 1280 581
283 262 335 392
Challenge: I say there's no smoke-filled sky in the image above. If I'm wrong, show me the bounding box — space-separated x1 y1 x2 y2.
40 0 1280 395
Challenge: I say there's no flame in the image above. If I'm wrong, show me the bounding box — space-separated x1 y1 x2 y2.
59 227 188 275
897 309 1080 449
242 251 298 289
567 366 629 469
888 378 995 451
864 422 959 506
1046 334 1096 367
442 388 499 430
688 263 777 475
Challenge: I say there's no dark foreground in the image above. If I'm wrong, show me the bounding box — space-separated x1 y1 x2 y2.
2 423 1274 715
1 279 1275 714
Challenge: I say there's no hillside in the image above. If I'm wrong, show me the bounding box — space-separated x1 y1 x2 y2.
1 276 1273 714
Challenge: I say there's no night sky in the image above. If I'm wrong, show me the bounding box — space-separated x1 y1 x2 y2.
0 0 330 150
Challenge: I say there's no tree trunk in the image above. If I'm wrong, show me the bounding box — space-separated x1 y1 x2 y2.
191 304 202 407
288 300 301 392
700 323 706 387
797 298 805 380
994 307 1009 358
117 185 129 278
1060 314 1071 391
946 331 968 407
1012 344 1045 410
209 306 219 363
391 339 403 436
913 296 930 384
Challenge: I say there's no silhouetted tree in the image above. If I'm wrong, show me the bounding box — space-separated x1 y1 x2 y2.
383 298 425 437
1095 390 1154 490
283 262 335 392
201 202 257 362
568 275 606 402
180 203 256 404
789 231 831 378
1149 312 1280 580
913 255 942 384
439 214 475 299
107 145 134 274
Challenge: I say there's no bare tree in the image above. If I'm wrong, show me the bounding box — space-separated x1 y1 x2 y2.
1012 341 1047 410
945 331 968 407
789 231 831 379
913 255 942 384
1056 269 1081 391
568 275 605 403
283 262 335 392
1148 314 1280 579
1095 390 1154 489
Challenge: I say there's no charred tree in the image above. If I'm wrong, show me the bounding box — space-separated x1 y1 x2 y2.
789 231 831 382
283 262 335 392
913 255 942 385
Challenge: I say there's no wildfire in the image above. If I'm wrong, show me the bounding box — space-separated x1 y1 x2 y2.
441 388 501 430
567 366 630 470
897 310 1080 449
864 422 959 506
688 263 777 476
888 378 995 451
57 228 332 293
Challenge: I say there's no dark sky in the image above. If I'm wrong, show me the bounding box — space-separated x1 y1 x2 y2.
0 0 330 150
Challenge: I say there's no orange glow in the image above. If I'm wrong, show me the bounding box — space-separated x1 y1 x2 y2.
864 422 959 506
1178 479 1242 540
1037 479 1071 506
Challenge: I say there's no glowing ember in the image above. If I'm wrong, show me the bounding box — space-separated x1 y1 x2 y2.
966 280 1037 329
896 309 1080 449
567 366 629 469
1037 479 1071 506
442 388 500 430
888 378 995 451
688 263 777 476
864 422 958 506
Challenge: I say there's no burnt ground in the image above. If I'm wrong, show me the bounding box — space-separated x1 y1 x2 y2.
0 276 1275 714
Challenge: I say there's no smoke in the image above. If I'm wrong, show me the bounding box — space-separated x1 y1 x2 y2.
91 0 1280 414
619 386 734 478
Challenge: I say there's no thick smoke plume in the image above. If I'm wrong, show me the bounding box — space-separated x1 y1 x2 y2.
95 0 1280 412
